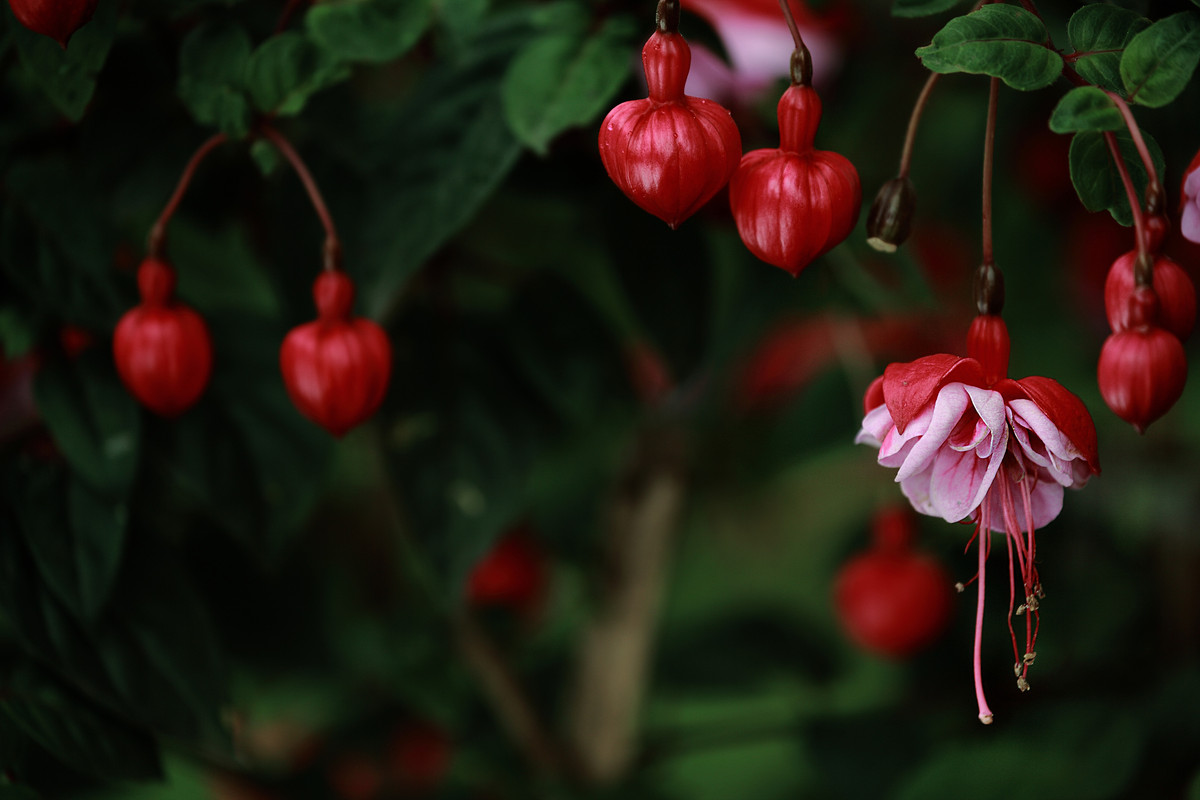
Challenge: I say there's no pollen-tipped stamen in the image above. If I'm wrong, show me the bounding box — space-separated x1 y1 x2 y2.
973 505 994 725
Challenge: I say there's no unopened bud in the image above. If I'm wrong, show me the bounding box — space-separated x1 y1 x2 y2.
866 177 916 253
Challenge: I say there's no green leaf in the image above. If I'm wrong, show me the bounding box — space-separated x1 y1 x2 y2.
10 464 127 624
915 5 1063 90
501 16 636 154
32 350 140 497
2 666 161 783
343 10 531 313
0 531 230 750
1068 129 1166 226
243 32 349 116
7 0 117 120
177 22 253 137
1121 11 1200 107
1048 86 1123 133
892 0 965 20
306 0 433 63
1067 5 1150 92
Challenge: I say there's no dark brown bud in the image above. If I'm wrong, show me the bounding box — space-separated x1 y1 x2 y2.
865 177 916 253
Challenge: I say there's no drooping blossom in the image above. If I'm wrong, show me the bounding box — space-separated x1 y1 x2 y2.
1181 146 1200 245
855 314 1100 723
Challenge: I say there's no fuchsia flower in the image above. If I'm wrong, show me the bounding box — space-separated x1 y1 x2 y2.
1181 146 1200 245
856 314 1100 724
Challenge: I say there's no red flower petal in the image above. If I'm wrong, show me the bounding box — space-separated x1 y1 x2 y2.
997 375 1100 474
882 354 984 433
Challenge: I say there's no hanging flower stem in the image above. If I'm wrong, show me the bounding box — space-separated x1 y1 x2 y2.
981 77 999 271
1103 130 1153 286
260 122 343 272
777 0 812 85
146 133 228 260
1104 90 1163 214
898 73 940 179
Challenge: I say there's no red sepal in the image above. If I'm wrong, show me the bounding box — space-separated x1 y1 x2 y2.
862 374 884 415
882 354 984 433
996 375 1100 474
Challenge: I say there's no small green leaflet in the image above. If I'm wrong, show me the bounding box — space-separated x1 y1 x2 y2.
1120 11 1200 107
1048 87 1123 133
916 5 1062 91
243 32 349 116
305 0 432 63
1066 5 1150 93
1069 130 1166 226
177 22 254 137
501 15 637 155
892 0 966 21
8 0 117 121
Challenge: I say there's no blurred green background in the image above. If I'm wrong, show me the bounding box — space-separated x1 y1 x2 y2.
2 0 1200 798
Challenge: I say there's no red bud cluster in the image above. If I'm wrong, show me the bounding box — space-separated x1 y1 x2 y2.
280 271 392 437
113 257 213 417
729 84 861 276
1098 252 1193 433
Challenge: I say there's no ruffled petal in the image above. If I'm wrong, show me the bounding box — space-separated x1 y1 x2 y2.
855 403 893 448
928 423 1007 522
895 383 970 482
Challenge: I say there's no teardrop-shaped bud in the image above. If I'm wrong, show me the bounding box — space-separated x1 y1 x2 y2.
598 29 741 229
280 271 391 437
1104 250 1196 340
1097 326 1187 433
113 259 213 416
966 314 1009 386
9 0 98 47
833 532 952 659
729 85 861 276
866 176 916 253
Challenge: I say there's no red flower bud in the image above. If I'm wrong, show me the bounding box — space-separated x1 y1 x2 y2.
833 508 952 658
1097 324 1188 434
113 257 213 416
1104 250 1196 340
598 28 742 229
966 314 1009 387
280 271 391 437
466 529 548 618
729 84 861 276
8 0 97 47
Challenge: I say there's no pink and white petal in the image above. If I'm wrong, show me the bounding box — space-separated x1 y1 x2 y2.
982 470 1064 533
1182 197 1200 245
963 385 1007 456
878 405 933 466
683 44 738 107
895 383 970 483
855 404 893 448
927 425 1007 522
1009 398 1083 485
898 466 938 519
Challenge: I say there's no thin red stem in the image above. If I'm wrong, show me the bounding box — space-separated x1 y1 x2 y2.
275 0 306 33
981 77 999 269
1104 90 1163 211
260 123 342 271
898 73 940 179
777 0 812 85
1103 131 1148 267
146 133 228 259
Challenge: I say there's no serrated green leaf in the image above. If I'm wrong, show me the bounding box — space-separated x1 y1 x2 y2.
7 0 117 121
1069 129 1166 226
501 17 636 154
306 0 433 63
1048 86 1124 133
1067 5 1150 92
177 22 253 137
915 5 1062 90
892 0 965 20
2 666 161 783
243 32 348 116
31 350 140 497
1121 11 1200 107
